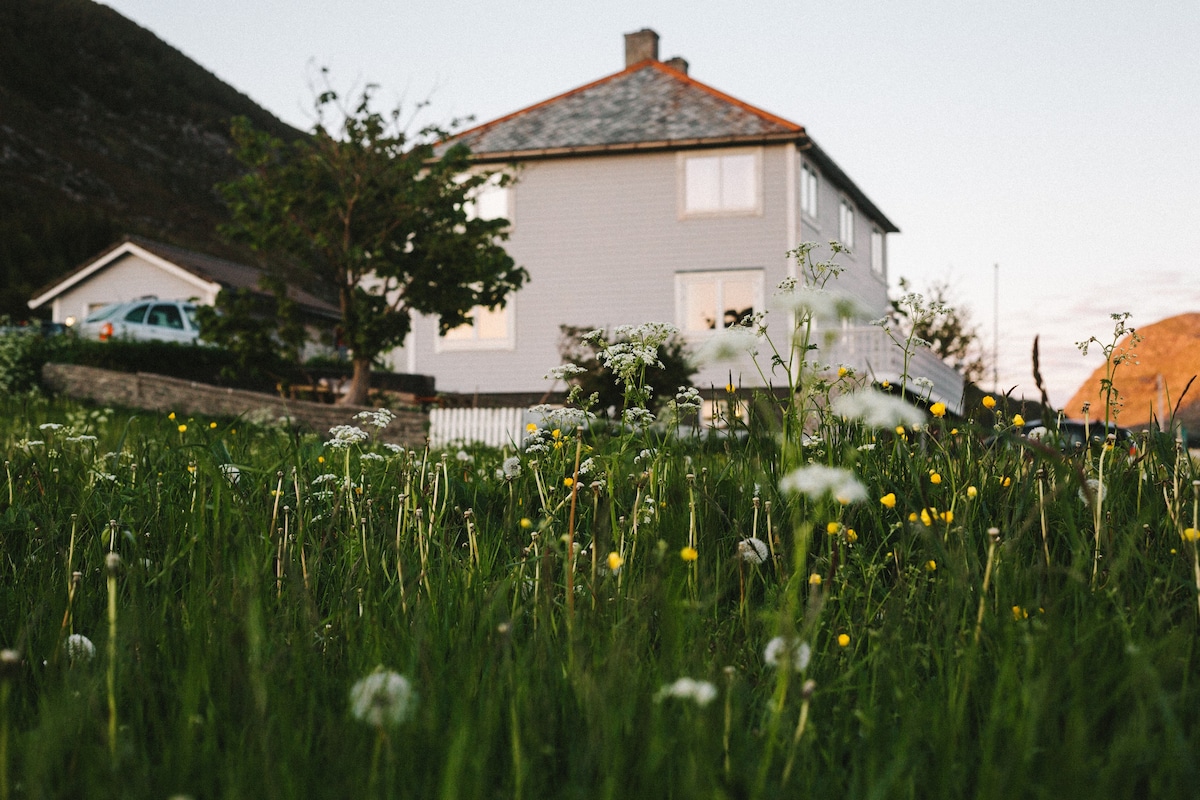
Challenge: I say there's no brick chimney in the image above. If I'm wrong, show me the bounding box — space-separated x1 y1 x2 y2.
624 29 659 67
663 56 689 75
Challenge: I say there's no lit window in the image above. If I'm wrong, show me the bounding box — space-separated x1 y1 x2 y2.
464 173 512 224
801 163 819 218
871 229 885 277
676 270 763 332
438 300 514 351
681 150 760 215
839 200 855 249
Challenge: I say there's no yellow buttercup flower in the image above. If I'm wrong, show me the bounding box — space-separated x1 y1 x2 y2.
837 633 850 648
519 518 532 529
1013 414 1025 427
930 402 946 418
929 472 942 485
563 477 574 488
919 508 933 527
725 383 736 394
826 521 841 535
552 428 562 439
1012 605 1028 620
908 512 918 522
926 560 937 572
982 395 996 409
1184 528 1200 542
845 528 858 543
209 422 217 429
808 573 822 586
177 424 187 433
526 422 538 433
939 510 953 524
880 492 897 509
966 485 978 498
881 380 891 389
1000 476 1012 487
607 552 624 571
680 546 698 562
168 412 176 421
837 366 849 378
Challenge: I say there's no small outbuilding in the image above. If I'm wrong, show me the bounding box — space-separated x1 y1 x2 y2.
27 235 339 326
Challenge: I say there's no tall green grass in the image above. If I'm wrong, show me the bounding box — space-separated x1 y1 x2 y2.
1 273 1197 799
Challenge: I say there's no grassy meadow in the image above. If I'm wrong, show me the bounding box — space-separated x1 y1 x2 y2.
1 264 1199 799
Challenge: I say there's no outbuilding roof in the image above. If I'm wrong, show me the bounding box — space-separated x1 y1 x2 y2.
28 236 340 318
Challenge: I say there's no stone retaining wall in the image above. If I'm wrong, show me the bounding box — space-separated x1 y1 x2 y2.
41 363 428 446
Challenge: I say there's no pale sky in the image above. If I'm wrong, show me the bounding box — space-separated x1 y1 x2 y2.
99 0 1200 406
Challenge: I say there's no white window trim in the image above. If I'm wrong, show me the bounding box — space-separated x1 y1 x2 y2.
871 228 885 279
677 147 764 219
434 296 517 353
838 198 856 249
801 162 819 220
462 170 515 229
674 268 765 336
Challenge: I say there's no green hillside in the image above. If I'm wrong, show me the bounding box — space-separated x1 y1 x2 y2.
0 0 301 316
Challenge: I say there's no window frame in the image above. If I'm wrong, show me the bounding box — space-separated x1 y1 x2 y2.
871 228 885 278
434 296 517 353
678 147 764 218
464 171 514 228
674 268 765 336
800 162 819 219
838 198 855 249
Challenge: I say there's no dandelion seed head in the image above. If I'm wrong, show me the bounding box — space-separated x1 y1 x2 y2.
655 677 718 707
764 637 811 672
348 669 416 727
737 537 768 565
779 465 867 504
831 390 924 429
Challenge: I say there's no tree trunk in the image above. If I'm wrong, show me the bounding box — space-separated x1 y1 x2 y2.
339 356 372 407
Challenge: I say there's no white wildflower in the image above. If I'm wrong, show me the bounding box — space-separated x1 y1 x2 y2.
348 669 417 727
911 376 934 392
326 425 369 449
655 677 718 707
65 633 95 664
695 328 761 362
65 435 98 444
220 464 241 485
673 386 702 411
383 443 404 454
455 450 472 463
1027 426 1048 442
38 423 64 432
577 457 595 476
634 448 657 464
312 473 340 486
360 453 386 463
354 408 395 430
771 285 869 322
622 407 655 428
830 390 924 429
764 637 811 672
737 537 768 565
545 363 588 381
779 465 868 504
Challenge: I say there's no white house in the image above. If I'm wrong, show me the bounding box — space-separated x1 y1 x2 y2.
28 236 339 327
391 29 962 412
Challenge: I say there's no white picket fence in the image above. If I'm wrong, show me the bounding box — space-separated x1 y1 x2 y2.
429 406 527 449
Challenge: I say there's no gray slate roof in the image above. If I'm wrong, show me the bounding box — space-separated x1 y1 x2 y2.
455 62 803 155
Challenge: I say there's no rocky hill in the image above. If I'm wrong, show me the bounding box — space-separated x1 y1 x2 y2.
0 0 300 317
1063 312 1200 433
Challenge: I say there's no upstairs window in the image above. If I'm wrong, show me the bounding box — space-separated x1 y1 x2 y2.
801 163 819 218
681 150 760 215
871 229 885 277
839 200 855 249
676 270 764 333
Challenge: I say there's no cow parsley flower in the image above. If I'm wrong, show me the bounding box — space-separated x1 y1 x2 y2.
831 390 924 429
737 537 768 565
354 408 395 430
326 425 369 449
779 465 868 504
655 677 718 707
349 669 417 727
764 637 811 672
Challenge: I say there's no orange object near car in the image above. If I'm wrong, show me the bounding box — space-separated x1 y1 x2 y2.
99 322 113 341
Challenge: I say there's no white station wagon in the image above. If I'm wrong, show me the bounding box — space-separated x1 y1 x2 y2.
76 299 202 344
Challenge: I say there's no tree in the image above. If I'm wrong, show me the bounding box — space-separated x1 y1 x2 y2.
890 277 988 385
218 82 528 405
194 274 306 386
